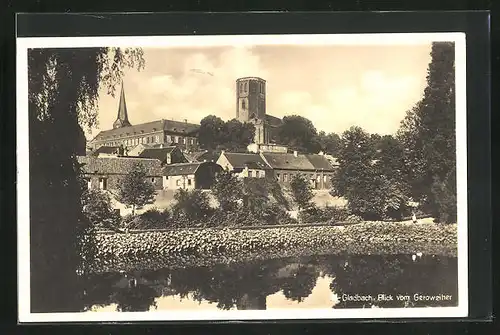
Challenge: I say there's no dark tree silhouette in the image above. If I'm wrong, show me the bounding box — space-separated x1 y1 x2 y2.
28 47 144 312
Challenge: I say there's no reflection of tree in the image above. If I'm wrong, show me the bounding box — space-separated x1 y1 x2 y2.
280 265 319 302
113 283 160 312
326 255 458 308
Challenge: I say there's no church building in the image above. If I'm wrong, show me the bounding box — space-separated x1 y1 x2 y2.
235 77 282 145
88 82 200 152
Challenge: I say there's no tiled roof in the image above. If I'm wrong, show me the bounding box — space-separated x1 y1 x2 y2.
77 156 163 176
304 154 337 171
185 150 219 163
138 147 177 161
90 146 121 156
223 152 271 170
261 153 314 170
91 119 200 142
163 163 201 176
262 153 339 171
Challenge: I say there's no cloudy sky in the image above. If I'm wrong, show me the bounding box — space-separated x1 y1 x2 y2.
89 43 432 139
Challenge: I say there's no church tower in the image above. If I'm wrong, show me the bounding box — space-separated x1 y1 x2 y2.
236 77 266 123
113 81 132 129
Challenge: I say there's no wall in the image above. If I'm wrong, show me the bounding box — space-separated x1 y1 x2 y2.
164 174 196 190
270 169 335 190
85 173 163 191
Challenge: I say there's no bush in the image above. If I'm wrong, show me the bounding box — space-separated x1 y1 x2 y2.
139 208 171 229
81 189 121 230
262 203 298 225
172 189 214 226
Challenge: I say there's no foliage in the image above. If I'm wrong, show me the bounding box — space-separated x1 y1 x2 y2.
210 170 243 211
397 42 456 223
222 119 256 151
172 189 214 226
198 115 255 151
431 167 457 224
138 208 171 229
316 131 341 155
28 47 144 311
116 163 156 216
276 115 321 153
280 265 319 302
81 189 121 230
290 174 314 211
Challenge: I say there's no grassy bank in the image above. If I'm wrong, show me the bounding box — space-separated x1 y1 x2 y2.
88 221 457 273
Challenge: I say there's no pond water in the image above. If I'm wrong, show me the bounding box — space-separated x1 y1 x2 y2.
82 254 458 312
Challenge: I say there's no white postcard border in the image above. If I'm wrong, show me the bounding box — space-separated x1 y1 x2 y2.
16 32 468 323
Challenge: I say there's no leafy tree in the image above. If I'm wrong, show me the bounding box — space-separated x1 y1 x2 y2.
28 47 144 312
211 170 243 211
276 115 321 153
116 163 156 216
172 189 213 225
198 115 225 150
81 189 121 231
290 174 314 211
317 131 341 156
331 126 386 220
397 42 456 223
222 119 255 151
241 178 270 216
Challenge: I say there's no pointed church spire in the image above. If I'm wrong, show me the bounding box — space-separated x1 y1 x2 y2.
113 80 132 129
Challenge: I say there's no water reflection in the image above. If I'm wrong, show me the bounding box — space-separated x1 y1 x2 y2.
82 254 458 312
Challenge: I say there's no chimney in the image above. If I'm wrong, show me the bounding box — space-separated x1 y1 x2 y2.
184 119 187 123
293 150 298 157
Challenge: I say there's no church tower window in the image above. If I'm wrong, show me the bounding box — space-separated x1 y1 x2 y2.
242 99 246 109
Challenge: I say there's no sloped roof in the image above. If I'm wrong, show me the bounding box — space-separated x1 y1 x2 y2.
77 156 163 176
265 114 283 127
184 150 218 163
222 152 271 170
91 119 200 142
90 146 121 156
163 162 201 176
261 153 314 170
304 154 337 171
138 147 178 161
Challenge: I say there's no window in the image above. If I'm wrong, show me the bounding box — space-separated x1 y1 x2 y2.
99 177 108 190
151 177 155 183
277 173 280 181
176 179 181 186
323 175 327 183
242 99 246 109
146 137 150 144
86 178 91 190
155 135 160 143
174 136 179 144
187 179 192 186
244 82 248 91
181 137 185 144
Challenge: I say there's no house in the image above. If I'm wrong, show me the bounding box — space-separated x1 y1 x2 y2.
247 143 288 154
216 152 271 179
260 151 338 189
138 146 188 165
77 156 164 192
163 162 223 190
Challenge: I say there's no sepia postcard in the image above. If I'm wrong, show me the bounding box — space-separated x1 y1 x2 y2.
17 32 468 322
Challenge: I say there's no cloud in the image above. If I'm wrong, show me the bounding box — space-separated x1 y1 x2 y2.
90 44 431 139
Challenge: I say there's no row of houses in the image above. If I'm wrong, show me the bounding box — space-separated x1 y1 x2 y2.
78 144 339 193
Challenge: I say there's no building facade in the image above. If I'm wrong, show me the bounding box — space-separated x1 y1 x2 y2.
216 152 270 179
235 77 282 145
88 82 199 152
77 156 164 192
163 162 222 190
260 152 338 190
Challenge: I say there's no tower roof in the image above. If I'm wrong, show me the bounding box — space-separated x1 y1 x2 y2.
236 76 266 82
113 81 132 129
